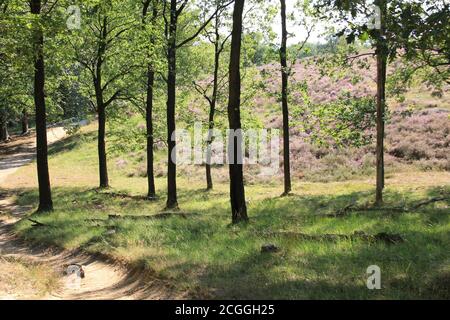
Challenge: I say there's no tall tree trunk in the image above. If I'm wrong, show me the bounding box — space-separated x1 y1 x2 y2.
97 103 109 188
205 100 216 190
280 0 291 196
143 1 157 200
166 0 178 209
94 71 108 189
95 76 108 189
205 16 221 191
95 17 109 189
375 0 387 206
21 108 29 134
31 0 53 212
146 67 156 199
227 0 248 224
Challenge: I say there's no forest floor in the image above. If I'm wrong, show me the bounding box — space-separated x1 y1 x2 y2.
0 219 176 299
0 123 449 299
0 128 177 300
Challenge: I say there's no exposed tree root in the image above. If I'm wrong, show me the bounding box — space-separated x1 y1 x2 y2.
262 230 404 245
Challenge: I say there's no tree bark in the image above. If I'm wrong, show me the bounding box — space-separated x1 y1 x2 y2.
95 17 109 189
95 70 108 189
165 0 178 209
97 103 109 189
227 0 248 223
205 99 216 190
21 108 29 134
143 1 157 199
279 0 291 196
94 70 108 189
375 0 387 206
31 0 53 212
0 118 9 142
205 15 221 191
146 66 156 199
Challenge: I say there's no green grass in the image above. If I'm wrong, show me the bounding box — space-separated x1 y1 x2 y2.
5 125 450 299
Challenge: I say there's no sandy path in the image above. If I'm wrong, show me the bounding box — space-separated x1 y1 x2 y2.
0 128 174 300
0 220 171 300
0 127 66 186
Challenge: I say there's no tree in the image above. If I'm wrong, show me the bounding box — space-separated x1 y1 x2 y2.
374 0 387 206
389 1 449 91
227 0 248 223
30 0 53 212
142 0 160 200
0 108 10 141
162 0 233 209
21 108 29 134
72 0 139 189
312 0 397 205
192 1 232 191
1 1 34 140
279 0 291 195
249 0 313 196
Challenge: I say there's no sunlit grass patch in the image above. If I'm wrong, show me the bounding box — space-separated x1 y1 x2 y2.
6 123 450 299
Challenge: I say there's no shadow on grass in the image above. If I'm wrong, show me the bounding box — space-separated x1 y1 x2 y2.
47 131 97 157
7 184 450 299
152 228 449 299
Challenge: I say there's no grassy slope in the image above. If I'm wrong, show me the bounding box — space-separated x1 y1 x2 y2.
3 123 449 299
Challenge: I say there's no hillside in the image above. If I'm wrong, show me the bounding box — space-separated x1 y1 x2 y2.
1 123 448 299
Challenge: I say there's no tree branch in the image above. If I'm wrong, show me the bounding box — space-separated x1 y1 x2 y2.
176 0 234 49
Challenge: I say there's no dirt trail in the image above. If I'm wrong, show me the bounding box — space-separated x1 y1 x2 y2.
0 127 66 186
0 129 175 300
0 220 172 300
0 128 67 218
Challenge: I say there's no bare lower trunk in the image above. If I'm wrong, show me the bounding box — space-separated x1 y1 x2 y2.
21 109 29 134
94 20 109 190
205 115 214 190
205 104 215 190
146 67 156 199
280 0 291 195
166 0 178 209
0 113 9 141
97 104 109 189
375 53 387 205
143 1 157 200
205 18 221 191
31 0 53 212
227 0 248 224
0 120 9 141
375 0 387 206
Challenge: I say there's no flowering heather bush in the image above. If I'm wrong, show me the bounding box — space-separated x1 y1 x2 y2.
118 59 449 184
386 108 450 169
252 59 450 182
115 159 128 170
124 105 448 182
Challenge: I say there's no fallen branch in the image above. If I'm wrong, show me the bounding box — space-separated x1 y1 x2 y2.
262 230 404 245
28 218 50 227
409 197 449 210
108 212 197 220
84 218 107 223
323 196 449 218
93 190 149 201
